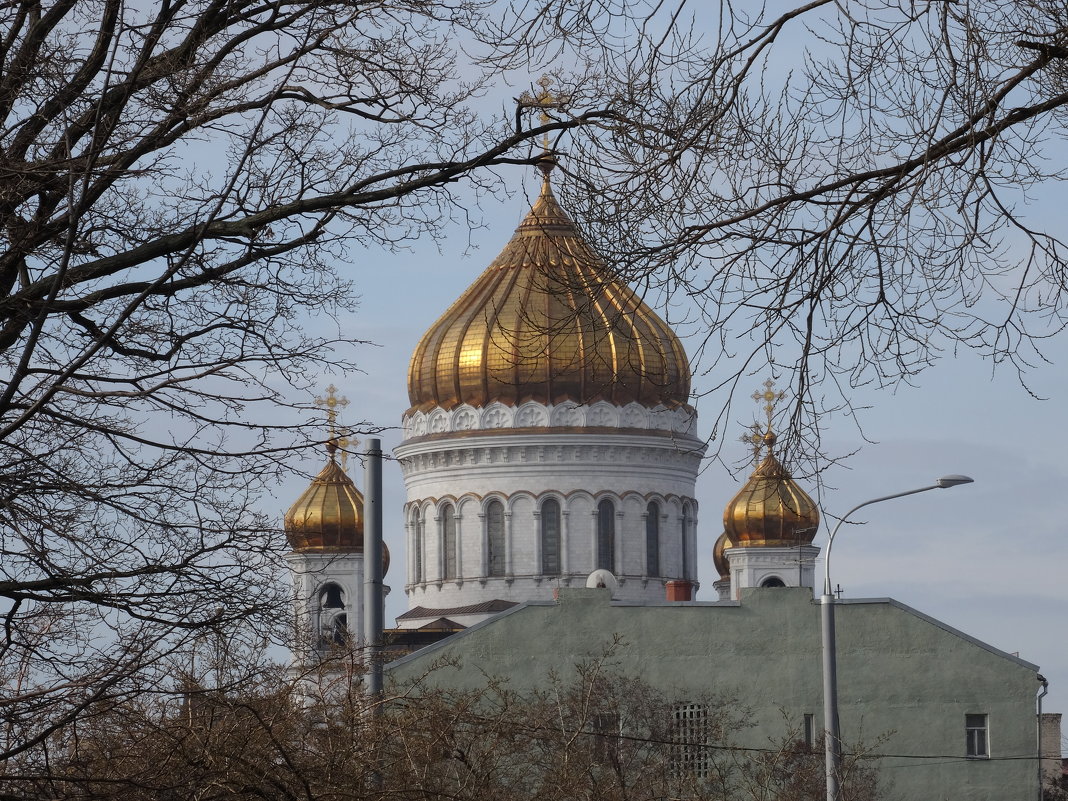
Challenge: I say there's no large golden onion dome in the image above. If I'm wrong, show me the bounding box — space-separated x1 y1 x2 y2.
284 452 391 575
406 163 691 415
723 430 820 547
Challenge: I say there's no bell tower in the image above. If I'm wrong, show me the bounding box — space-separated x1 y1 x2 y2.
719 380 821 599
284 386 387 663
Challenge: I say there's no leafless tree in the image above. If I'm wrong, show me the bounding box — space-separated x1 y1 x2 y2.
7 0 1068 779
2 655 880 800
0 0 630 772
546 0 1068 467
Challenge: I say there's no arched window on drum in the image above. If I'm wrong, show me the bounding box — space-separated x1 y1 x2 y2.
646 501 660 577
597 499 615 572
541 498 561 576
441 504 457 580
486 500 505 577
411 507 423 584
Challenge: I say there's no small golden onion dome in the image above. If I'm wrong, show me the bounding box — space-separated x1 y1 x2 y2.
722 431 820 547
285 455 392 576
712 531 733 579
406 164 691 414
285 459 364 552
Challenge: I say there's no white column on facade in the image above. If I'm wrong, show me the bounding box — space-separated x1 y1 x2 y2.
416 507 425 586
454 512 463 582
675 511 684 579
680 506 691 579
504 508 513 578
659 508 669 579
687 506 698 582
590 509 599 573
478 509 487 578
615 505 624 576
560 509 570 576
533 507 543 576
640 507 649 576
285 554 312 660
352 556 365 645
433 508 443 584
403 509 412 588
409 504 423 587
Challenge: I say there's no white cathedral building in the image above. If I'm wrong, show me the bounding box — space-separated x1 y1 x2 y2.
394 160 708 627
282 158 827 649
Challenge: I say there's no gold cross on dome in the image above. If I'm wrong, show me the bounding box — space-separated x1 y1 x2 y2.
752 378 784 431
519 75 569 153
314 384 349 441
739 423 763 467
336 433 358 472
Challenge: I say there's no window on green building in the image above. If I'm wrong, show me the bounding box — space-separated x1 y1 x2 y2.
803 713 815 748
671 703 709 778
965 713 989 758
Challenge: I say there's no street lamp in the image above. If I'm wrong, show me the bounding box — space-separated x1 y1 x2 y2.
821 474 974 801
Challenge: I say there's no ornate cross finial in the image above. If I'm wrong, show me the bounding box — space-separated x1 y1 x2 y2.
752 378 784 432
519 75 569 154
739 423 763 467
314 384 349 461
336 433 358 472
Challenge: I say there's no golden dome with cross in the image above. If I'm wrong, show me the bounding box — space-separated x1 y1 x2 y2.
406 159 691 415
721 380 820 547
285 455 367 552
283 386 389 573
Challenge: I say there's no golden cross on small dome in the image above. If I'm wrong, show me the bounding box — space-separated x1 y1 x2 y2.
315 384 348 430
336 433 358 472
519 75 569 154
314 384 349 461
739 422 763 467
752 378 784 432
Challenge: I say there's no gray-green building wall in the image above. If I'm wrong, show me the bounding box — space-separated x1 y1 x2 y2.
387 587 1040 801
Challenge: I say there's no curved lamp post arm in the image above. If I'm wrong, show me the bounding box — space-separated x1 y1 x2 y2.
823 485 936 597
822 475 974 597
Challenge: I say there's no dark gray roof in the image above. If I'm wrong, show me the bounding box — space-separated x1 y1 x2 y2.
396 599 518 620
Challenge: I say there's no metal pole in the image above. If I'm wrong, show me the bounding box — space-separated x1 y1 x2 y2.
821 476 972 801
363 437 384 706
821 590 841 801
1037 674 1049 801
